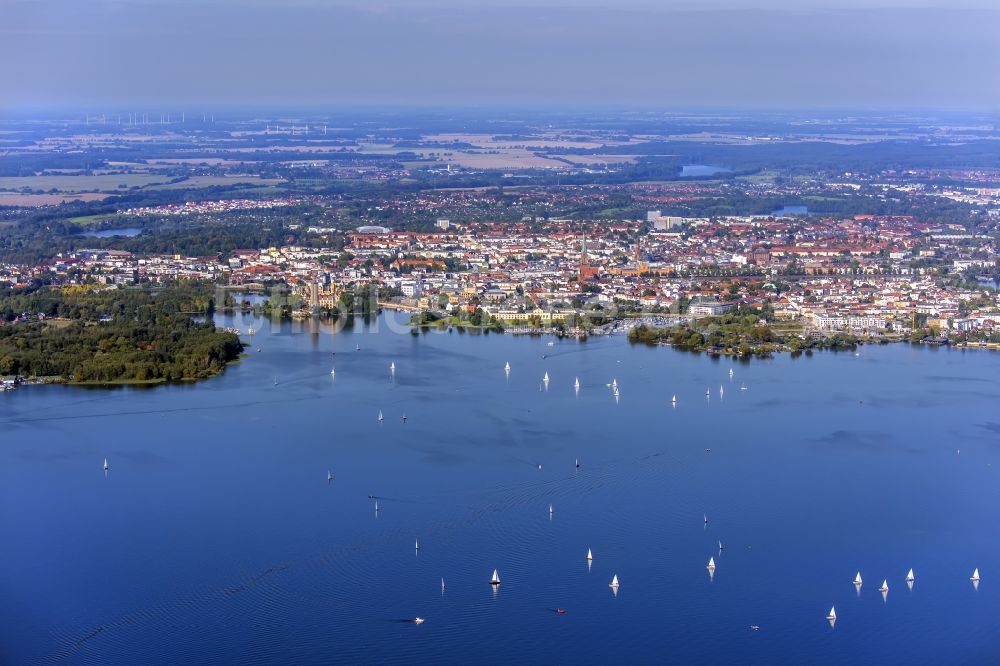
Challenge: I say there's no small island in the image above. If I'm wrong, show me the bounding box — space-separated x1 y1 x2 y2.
0 281 243 385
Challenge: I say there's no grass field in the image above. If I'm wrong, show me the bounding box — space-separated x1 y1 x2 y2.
0 174 171 193
65 214 116 226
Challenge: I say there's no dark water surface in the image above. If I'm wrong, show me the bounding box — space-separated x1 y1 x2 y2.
2 312 1000 664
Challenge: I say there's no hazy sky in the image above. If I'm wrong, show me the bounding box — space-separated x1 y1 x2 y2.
1 0 998 110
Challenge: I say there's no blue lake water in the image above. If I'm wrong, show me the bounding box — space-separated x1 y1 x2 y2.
2 312 1000 664
680 164 731 178
772 205 810 217
77 228 142 238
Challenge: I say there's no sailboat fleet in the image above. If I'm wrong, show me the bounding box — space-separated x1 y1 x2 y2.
296 355 987 627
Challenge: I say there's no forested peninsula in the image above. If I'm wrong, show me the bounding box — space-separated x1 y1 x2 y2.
0 281 243 384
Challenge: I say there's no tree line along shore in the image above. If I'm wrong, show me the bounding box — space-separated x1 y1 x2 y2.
0 281 243 384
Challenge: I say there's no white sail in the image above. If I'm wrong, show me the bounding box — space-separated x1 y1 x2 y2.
543 372 549 382
441 577 445 590
672 395 677 403
718 540 723 551
612 378 617 389
415 539 420 550
706 388 710 396
729 368 734 377
505 362 510 372
390 362 395 371
826 606 837 620
971 568 980 581
905 568 914 582
879 579 888 592
103 458 109 471
609 574 619 588
549 503 553 514
491 569 500 584
327 470 333 481
854 572 862 586
586 548 593 561
707 557 716 569
574 377 580 388
330 368 335 375
378 410 383 421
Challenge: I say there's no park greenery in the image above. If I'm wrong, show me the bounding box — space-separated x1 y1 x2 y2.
628 310 859 356
0 281 243 383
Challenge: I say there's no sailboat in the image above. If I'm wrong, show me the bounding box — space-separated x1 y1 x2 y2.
612 378 618 390
704 513 708 525
378 410 383 422
574 377 580 390
390 362 395 371
609 574 619 589
549 503 553 516
490 569 501 585
586 548 593 561
854 572 863 587
374 500 379 512
971 568 981 582
826 606 837 621
575 458 580 469
441 577 446 591
706 388 710 396
879 579 889 593
543 372 549 383
672 395 677 404
707 557 716 571
905 568 914 583
718 540 723 551
414 617 425 625
330 368 336 376
273 377 278 386
729 368 734 379
719 385 724 397
326 470 333 482
504 362 511 372
103 458 109 472
415 539 420 550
